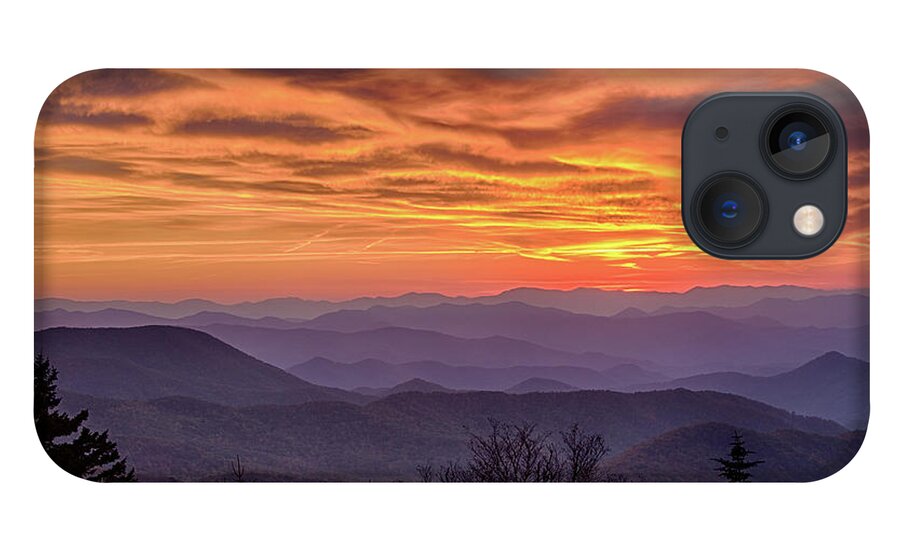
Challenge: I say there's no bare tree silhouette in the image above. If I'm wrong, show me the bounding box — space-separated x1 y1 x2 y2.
419 419 616 482
415 463 436 483
562 423 609 482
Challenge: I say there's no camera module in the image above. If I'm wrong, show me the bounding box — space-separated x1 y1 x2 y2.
683 92 847 258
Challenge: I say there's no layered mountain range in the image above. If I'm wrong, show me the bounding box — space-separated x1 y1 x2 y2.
33 285 869 481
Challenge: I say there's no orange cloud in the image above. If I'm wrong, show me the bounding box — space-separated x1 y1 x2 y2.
34 69 868 301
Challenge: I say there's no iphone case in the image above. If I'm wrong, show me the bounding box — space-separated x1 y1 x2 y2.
33 69 869 482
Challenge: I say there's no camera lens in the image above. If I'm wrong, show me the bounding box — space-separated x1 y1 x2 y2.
787 130 808 151
764 106 834 178
694 173 767 247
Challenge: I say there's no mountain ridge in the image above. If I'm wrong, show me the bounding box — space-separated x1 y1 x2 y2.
631 351 869 428
506 377 579 394
281 303 868 373
287 356 666 391
35 325 365 406
36 284 866 320
200 323 640 372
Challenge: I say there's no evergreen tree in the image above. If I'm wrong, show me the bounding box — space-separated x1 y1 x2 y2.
712 430 764 482
34 354 135 482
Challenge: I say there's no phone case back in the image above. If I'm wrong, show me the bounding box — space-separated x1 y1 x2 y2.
34 69 869 482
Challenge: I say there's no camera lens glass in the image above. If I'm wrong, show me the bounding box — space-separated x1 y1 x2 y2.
695 174 767 246
765 107 833 177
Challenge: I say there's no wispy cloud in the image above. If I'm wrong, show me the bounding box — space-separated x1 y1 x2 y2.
174 115 373 144
35 69 868 301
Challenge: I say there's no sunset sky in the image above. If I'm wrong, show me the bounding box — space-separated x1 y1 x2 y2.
34 69 869 302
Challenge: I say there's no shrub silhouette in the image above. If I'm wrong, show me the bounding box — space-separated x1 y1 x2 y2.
230 454 246 482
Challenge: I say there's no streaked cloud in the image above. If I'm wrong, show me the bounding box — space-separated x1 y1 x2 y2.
35 69 869 301
55 69 214 97
174 115 373 144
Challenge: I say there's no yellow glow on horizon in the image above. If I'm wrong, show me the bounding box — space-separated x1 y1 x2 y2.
552 155 680 179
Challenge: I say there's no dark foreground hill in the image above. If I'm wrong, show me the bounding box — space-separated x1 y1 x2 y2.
58 388 850 481
35 326 363 406
606 422 864 481
632 352 869 429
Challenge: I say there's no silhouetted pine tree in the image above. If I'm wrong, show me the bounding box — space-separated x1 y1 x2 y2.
712 430 764 482
34 354 135 482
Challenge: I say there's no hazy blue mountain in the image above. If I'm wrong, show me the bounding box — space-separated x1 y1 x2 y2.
651 293 869 329
597 363 671 388
296 302 867 373
354 378 455 397
177 311 302 329
35 293 459 320
35 308 302 331
385 378 454 395
200 323 638 372
506 378 579 394
295 357 402 389
299 301 578 334
287 356 666 391
480 285 861 316
611 307 649 319
36 298 236 319
35 326 363 406
36 308 167 329
36 285 865 321
59 388 848 481
631 352 869 429
606 422 864 482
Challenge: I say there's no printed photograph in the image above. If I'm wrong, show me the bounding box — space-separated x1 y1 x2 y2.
34 69 869 481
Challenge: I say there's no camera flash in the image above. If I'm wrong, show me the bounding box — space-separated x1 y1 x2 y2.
793 204 825 237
